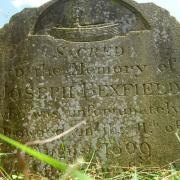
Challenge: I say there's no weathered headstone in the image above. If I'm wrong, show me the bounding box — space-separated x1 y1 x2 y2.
0 0 180 177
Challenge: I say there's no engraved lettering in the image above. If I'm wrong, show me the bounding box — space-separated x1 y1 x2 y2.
139 142 151 156
126 142 136 154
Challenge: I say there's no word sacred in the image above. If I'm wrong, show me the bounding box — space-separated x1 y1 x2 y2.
56 44 124 58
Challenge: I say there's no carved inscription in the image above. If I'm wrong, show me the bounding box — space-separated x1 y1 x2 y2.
57 45 124 58
1 0 180 177
3 15 180 172
6 81 180 101
8 63 149 77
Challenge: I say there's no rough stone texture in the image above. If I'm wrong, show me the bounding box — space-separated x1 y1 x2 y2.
0 0 180 178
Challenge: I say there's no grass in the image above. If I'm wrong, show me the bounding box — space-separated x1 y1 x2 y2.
83 165 180 179
1 164 180 179
0 130 179 179
0 133 93 180
176 129 180 143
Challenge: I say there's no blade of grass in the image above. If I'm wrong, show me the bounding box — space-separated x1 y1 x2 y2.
61 158 84 180
0 152 14 157
0 166 13 180
131 167 139 180
85 150 95 173
175 129 180 143
0 133 93 180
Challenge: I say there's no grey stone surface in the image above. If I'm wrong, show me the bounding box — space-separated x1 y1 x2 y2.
0 0 180 177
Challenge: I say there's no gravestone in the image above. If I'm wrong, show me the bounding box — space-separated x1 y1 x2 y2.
0 0 180 177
